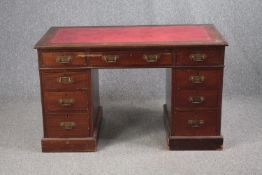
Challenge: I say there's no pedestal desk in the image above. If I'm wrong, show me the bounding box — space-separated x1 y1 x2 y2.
34 25 228 152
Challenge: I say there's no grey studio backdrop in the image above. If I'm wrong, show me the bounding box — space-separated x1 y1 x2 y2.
0 0 262 102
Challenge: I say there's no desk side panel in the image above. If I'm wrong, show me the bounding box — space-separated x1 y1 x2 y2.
90 69 100 134
165 68 173 132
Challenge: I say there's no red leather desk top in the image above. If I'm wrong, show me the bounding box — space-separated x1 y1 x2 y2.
35 25 227 48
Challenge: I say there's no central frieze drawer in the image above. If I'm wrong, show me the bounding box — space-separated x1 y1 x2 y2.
88 51 173 67
43 91 89 112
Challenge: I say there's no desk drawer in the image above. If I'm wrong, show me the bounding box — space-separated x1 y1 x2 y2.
175 90 219 110
45 113 89 138
40 51 88 67
41 71 89 90
131 51 173 66
175 47 224 66
89 51 128 67
175 69 223 90
43 91 89 112
173 111 219 136
89 51 173 67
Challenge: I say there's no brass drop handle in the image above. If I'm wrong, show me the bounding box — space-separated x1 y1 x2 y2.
102 55 119 63
189 75 205 84
188 120 205 128
190 54 207 62
60 122 76 130
188 96 205 104
57 76 74 84
143 54 159 62
56 55 72 64
58 98 75 106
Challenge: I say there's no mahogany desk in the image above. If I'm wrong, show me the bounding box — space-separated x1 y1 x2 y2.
34 25 228 152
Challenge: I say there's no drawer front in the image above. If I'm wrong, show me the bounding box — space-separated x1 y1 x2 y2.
175 47 224 66
173 111 219 136
45 113 89 138
40 51 88 67
89 51 173 67
41 71 89 90
175 90 219 110
131 51 173 66
43 91 89 112
175 69 223 90
89 51 129 67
